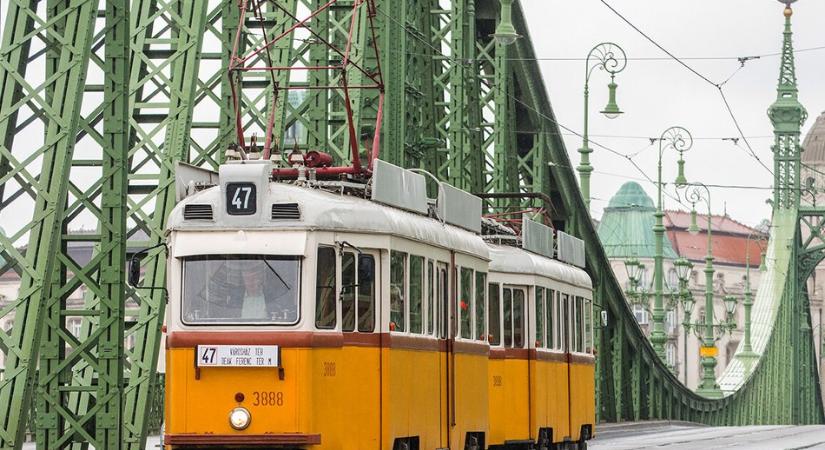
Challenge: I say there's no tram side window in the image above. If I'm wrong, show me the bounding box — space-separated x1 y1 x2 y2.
438 265 448 339
390 251 406 332
409 255 424 334
561 293 570 352
315 247 337 329
488 283 501 345
576 296 584 353
341 252 356 331
475 272 486 341
513 289 525 348
460 267 473 339
503 288 513 347
427 261 435 335
584 298 593 353
547 289 556 350
535 287 544 348
357 255 376 332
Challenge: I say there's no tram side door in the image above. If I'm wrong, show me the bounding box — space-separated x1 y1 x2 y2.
341 249 382 449
503 285 531 439
563 293 574 441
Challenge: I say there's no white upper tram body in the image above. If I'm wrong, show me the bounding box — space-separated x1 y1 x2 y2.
165 159 593 353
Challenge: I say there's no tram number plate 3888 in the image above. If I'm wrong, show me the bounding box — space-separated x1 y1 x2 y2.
196 345 280 368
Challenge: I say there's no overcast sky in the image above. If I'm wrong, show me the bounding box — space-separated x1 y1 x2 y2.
522 0 825 226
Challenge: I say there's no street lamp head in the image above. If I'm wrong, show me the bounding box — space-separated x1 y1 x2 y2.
624 257 641 282
724 295 738 316
600 77 623 119
759 250 767 272
688 207 701 235
682 295 695 317
637 264 647 286
492 0 521 46
674 257 692 281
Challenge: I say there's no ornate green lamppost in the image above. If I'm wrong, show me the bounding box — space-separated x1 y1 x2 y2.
578 43 627 211
737 230 768 370
650 127 693 361
681 182 738 398
673 257 694 383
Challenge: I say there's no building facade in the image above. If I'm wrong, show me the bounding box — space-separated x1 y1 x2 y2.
598 181 766 391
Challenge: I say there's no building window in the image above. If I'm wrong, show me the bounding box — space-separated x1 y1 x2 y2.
633 304 648 325
666 309 677 334
666 343 676 367
71 320 82 337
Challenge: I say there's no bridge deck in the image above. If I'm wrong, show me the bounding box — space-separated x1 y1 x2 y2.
592 422 825 449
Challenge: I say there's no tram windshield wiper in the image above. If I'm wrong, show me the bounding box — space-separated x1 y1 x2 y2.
263 259 291 290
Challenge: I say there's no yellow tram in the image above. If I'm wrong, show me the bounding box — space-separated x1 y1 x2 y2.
162 159 595 450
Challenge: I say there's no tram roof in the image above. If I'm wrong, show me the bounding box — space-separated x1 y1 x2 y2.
168 181 490 260
487 243 592 290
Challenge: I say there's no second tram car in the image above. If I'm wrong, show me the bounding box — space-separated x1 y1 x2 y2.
161 160 595 450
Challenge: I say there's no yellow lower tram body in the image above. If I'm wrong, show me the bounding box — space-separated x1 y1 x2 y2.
164 333 595 450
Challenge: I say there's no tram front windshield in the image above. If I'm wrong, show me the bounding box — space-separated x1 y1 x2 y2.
182 255 301 325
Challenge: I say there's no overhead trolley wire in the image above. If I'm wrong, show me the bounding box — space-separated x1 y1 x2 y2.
599 0 775 177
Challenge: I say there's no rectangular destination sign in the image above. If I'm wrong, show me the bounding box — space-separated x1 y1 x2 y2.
197 345 280 368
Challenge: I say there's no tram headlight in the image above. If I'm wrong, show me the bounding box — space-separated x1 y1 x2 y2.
229 407 251 430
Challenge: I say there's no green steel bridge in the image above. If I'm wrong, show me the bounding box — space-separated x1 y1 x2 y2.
0 1 821 449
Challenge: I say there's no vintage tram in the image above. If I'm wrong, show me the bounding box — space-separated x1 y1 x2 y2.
161 159 594 450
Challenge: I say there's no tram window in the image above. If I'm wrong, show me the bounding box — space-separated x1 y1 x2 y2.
561 293 570 352
341 252 356 332
357 254 376 332
475 272 486 341
488 283 501 345
390 251 406 332
315 247 337 329
427 261 435 335
513 289 525 348
460 268 473 339
547 289 555 350
410 255 424 334
503 288 512 347
438 265 448 339
535 287 544 348
584 299 593 353
576 296 584 353
182 255 301 325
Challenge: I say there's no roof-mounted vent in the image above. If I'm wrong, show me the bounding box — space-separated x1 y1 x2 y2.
557 231 586 268
522 217 554 259
183 204 213 220
271 203 300 220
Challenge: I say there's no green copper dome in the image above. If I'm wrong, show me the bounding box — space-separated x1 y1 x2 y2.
597 182 678 259
606 181 655 209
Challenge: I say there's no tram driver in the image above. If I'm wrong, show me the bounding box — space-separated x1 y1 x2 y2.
239 264 268 319
232 260 297 322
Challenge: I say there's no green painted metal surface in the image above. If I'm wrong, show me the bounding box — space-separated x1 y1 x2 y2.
0 1 822 449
